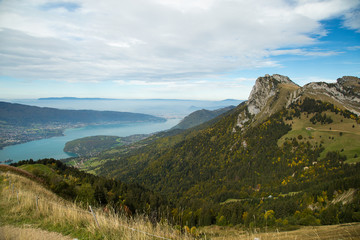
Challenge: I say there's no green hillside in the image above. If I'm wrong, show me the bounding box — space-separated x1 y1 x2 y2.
2 163 359 239
9 159 169 214
82 97 360 228
19 164 58 179
172 106 235 130
64 134 149 157
58 75 360 230
0 163 189 240
279 111 360 163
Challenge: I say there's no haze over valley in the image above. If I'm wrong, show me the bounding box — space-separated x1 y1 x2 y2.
1 0 360 239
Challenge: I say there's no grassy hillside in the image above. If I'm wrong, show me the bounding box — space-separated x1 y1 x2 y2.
19 163 58 178
1 165 360 239
64 134 149 157
9 159 171 218
0 168 188 240
279 110 360 163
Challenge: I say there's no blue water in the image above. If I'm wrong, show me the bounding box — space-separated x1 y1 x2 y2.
0 119 180 163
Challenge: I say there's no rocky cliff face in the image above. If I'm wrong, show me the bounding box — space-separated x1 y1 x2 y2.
235 74 360 131
247 74 297 115
302 76 360 115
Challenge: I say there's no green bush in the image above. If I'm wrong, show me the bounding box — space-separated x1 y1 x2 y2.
320 205 339 225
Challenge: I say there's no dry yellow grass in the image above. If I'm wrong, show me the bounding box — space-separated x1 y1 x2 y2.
200 223 360 240
0 171 191 240
250 223 360 240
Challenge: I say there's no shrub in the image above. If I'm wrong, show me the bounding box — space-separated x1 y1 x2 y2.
320 205 339 225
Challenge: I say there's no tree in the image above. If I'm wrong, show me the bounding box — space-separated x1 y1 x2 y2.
76 183 95 204
264 210 275 226
320 205 339 225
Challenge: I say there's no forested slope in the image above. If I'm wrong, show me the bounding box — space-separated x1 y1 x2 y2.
171 106 235 130
87 75 360 228
8 159 168 216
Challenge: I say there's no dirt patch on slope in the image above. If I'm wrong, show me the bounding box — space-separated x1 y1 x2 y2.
0 225 74 240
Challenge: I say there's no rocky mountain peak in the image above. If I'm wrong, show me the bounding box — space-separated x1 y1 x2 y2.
247 74 297 115
272 74 295 84
235 74 359 132
336 76 360 97
302 76 360 115
337 76 360 86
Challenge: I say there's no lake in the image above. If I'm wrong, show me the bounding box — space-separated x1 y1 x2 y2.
0 98 243 164
0 118 180 163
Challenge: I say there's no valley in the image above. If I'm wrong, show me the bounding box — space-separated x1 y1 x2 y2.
2 0 360 238
0 101 166 150
1 74 360 239
0 119 180 163
58 75 360 236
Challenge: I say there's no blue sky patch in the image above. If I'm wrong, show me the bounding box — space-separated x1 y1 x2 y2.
40 1 80 12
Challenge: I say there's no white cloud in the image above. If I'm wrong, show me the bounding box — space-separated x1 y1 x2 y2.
0 0 359 85
344 9 360 32
347 45 360 50
294 0 359 20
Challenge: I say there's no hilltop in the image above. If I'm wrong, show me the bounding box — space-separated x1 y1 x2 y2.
172 106 235 130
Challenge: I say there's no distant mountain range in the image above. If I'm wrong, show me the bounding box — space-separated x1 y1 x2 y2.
0 101 165 125
38 97 118 100
38 97 242 102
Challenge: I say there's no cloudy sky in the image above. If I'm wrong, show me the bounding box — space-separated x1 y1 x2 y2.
1 0 359 100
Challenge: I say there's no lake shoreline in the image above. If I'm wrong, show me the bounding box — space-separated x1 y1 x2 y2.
0 119 181 163
0 119 167 150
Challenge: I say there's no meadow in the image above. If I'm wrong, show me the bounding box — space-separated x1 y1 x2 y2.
279 111 360 163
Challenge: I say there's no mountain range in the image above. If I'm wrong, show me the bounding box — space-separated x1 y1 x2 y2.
0 101 165 125
72 74 360 228
3 74 359 231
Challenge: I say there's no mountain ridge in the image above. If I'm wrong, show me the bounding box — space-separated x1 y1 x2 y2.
0 101 165 124
235 74 359 132
172 106 236 130
71 74 360 229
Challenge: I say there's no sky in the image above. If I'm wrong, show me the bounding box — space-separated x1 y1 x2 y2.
0 0 359 100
